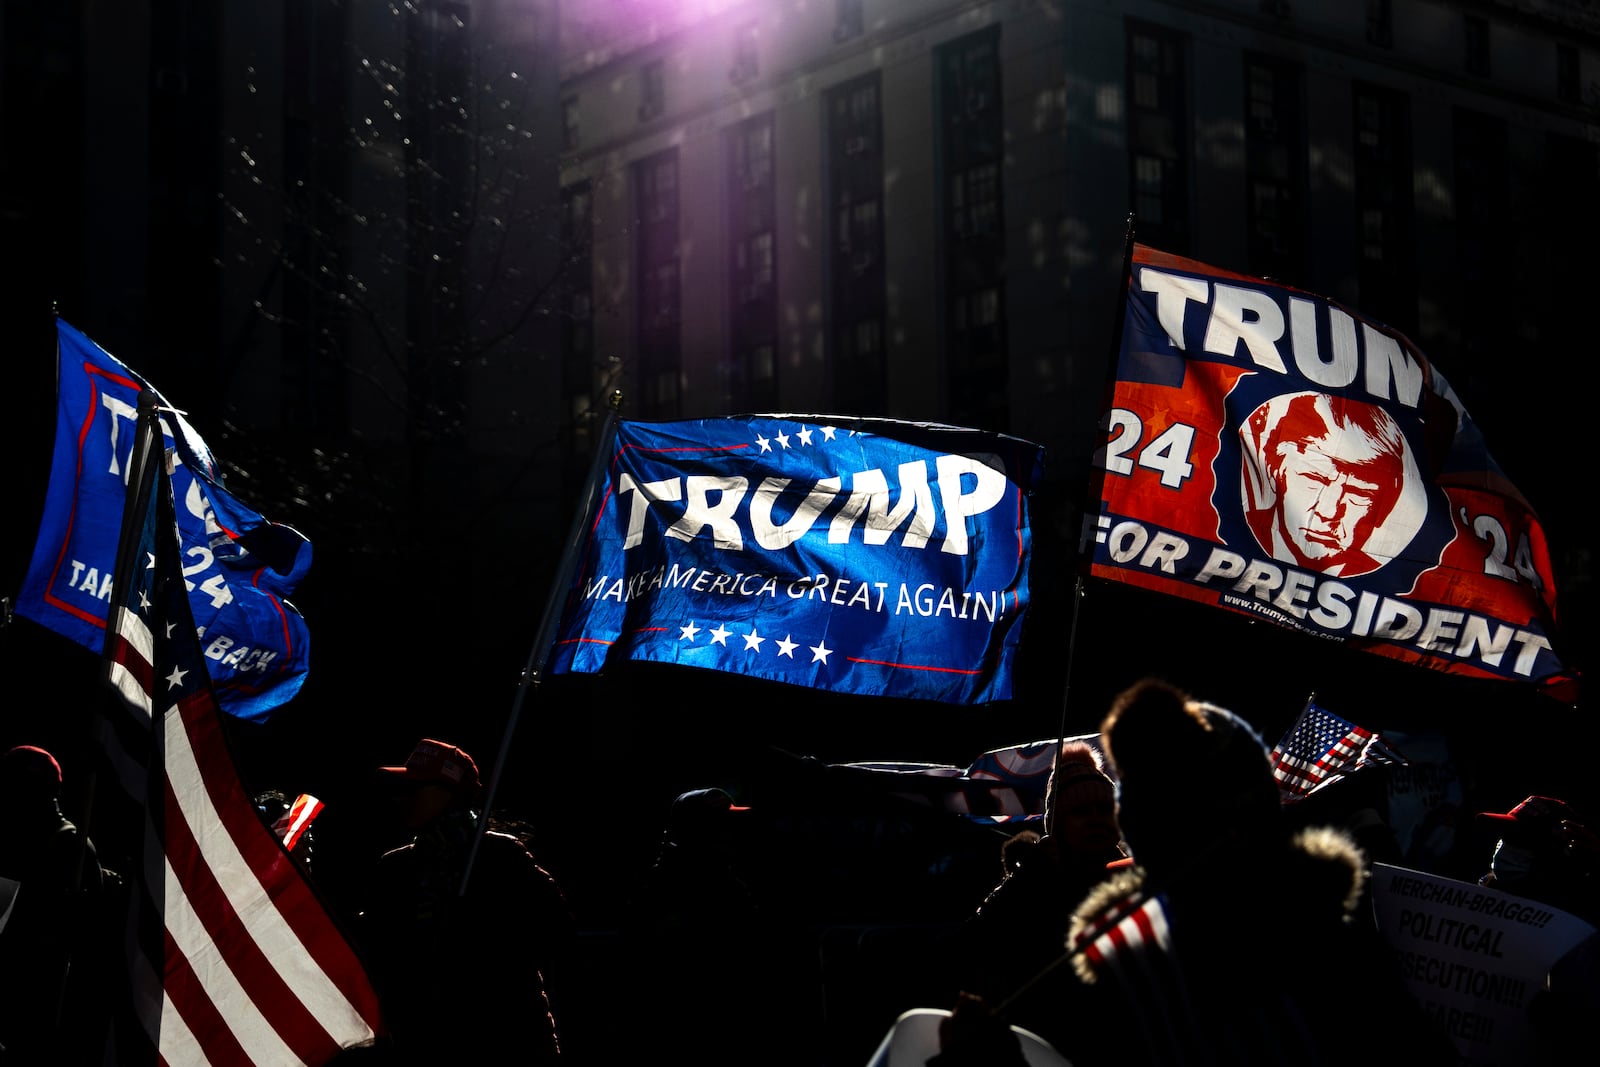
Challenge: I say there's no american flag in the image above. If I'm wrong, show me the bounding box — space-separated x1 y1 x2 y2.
99 393 381 1064
1072 892 1175 980
1269 699 1403 803
272 793 327 852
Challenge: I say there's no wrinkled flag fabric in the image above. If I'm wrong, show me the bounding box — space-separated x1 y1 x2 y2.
99 395 379 1063
547 415 1045 705
20 320 312 721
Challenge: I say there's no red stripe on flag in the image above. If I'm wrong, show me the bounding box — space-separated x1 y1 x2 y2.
172 686 382 1050
161 926 252 1065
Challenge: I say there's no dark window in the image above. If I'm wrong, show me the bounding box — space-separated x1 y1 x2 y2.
1243 55 1305 285
560 183 595 491
835 0 864 43
827 74 886 414
1352 83 1415 334
1558 43 1580 104
1452 109 1510 404
562 96 579 151
939 26 1008 431
1365 0 1391 47
639 59 664 121
1126 20 1190 253
726 114 778 411
1464 16 1490 78
731 21 759 84
634 150 681 417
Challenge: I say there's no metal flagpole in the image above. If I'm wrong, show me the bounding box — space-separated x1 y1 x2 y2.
459 390 624 896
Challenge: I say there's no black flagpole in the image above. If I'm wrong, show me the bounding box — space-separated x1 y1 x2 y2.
459 390 624 896
1053 215 1138 759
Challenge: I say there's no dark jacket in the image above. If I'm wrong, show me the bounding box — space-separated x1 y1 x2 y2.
1059 826 1456 1067
358 811 570 1064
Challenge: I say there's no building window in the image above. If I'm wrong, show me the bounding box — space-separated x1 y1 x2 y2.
639 58 664 122
560 183 595 491
726 114 778 410
562 96 579 151
835 0 864 43
731 20 759 84
1464 16 1490 78
1352 83 1415 334
939 26 1007 431
827 74 886 414
1452 109 1511 398
1126 20 1190 253
1243 55 1305 285
1365 0 1392 47
1558 43 1580 104
634 150 681 418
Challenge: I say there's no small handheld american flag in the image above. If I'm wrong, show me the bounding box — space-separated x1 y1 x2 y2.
1270 697 1404 803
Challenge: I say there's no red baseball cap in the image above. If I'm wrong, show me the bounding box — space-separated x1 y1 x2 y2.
377 739 482 795
1476 796 1579 848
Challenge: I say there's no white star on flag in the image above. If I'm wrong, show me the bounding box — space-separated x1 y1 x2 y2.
742 629 766 651
775 430 791 448
709 623 732 646
820 426 837 440
165 666 187 689
679 621 701 642
797 427 813 446
755 433 772 452
776 635 797 658
810 641 832 664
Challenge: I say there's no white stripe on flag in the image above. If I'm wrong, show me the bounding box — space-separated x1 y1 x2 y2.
107 605 155 718
162 701 377 1058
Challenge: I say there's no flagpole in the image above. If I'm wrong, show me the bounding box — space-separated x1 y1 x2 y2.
1056 216 1138 757
459 390 624 896
84 389 166 836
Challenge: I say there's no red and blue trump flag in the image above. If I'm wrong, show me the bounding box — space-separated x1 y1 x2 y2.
545 416 1045 704
18 320 311 721
1083 244 1576 700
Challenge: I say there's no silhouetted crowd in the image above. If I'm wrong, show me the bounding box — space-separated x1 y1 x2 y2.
3 676 1597 1065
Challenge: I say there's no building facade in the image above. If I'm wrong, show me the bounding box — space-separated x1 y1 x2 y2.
556 0 1598 607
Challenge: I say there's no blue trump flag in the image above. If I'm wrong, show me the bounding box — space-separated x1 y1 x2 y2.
544 415 1045 704
16 320 312 721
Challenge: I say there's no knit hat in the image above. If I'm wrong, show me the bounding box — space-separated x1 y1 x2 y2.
1100 678 1283 874
1044 742 1115 827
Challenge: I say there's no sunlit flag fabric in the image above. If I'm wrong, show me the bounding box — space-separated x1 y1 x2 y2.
19 319 312 721
99 394 380 1064
1083 244 1577 701
1270 700 1403 803
546 415 1045 704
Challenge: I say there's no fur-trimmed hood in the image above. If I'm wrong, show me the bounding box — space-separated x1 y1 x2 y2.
1066 825 1368 984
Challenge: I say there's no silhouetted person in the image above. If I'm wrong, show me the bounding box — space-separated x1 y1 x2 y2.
356 738 569 1064
1473 795 1600 1064
1059 678 1454 1067
0 745 105 1065
628 786 800 1066
955 742 1125 1048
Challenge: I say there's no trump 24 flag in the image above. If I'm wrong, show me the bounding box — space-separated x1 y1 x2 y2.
1084 245 1575 700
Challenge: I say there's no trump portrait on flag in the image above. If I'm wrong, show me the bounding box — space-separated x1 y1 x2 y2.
1239 391 1428 578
